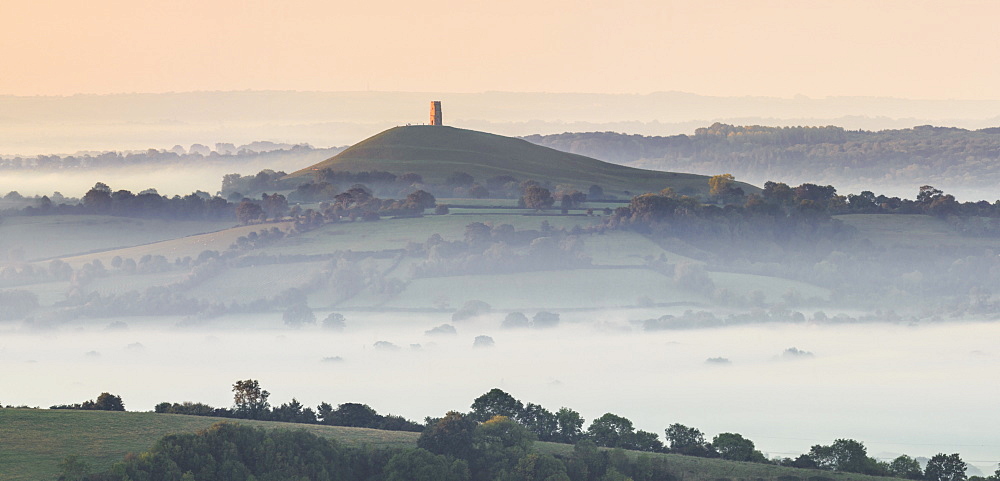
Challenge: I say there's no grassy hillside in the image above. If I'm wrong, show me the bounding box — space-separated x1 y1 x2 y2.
0 409 905 481
0 216 233 262
290 126 760 197
0 409 419 481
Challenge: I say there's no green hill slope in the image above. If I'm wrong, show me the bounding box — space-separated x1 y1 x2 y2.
291 126 759 197
2 409 903 481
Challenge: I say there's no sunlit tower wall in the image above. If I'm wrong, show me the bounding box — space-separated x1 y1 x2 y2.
430 101 442 126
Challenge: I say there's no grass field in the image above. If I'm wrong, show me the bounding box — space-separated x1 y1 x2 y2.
183 261 328 303
836 214 997 250
0 409 418 481
709 272 830 304
55 221 293 268
583 231 702 266
0 216 233 262
289 126 760 197
0 409 907 481
258 214 599 256
371 268 708 310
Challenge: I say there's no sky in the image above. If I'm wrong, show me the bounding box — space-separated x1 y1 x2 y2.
2 0 999 99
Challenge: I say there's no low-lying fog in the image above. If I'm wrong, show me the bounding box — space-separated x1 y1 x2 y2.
0 162 308 199
2 312 997 471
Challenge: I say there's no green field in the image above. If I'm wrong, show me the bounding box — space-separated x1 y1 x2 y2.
709 272 830 303
0 409 907 481
258 214 599 256
0 216 233 262
0 409 418 481
371 268 706 310
290 126 760 197
836 214 998 250
55 221 294 267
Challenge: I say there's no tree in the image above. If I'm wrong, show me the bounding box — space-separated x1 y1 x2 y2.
406 189 437 210
808 439 875 473
82 188 112 213
472 416 535 481
664 423 715 457
419 411 478 460
520 403 558 441
326 402 381 427
712 432 759 461
93 392 125 411
322 312 346 331
588 184 605 201
282 303 315 327
632 430 665 453
235 200 263 224
889 455 925 480
708 174 735 198
925 453 967 481
501 312 530 329
470 388 524 422
232 379 270 419
385 448 469 481
555 407 585 443
587 413 636 448
446 171 475 186
261 192 288 219
521 186 555 211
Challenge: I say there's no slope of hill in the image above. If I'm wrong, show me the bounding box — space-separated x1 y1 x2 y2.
290 125 759 197
0 409 908 481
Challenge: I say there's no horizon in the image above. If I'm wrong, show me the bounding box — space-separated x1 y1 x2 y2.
4 1 1000 99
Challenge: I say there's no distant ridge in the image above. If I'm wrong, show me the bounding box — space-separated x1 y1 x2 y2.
291 125 757 197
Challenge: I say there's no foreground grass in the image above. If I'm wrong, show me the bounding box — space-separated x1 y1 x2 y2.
1 409 906 481
0 409 419 481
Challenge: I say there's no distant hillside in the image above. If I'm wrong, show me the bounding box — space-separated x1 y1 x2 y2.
290 125 759 197
523 124 1000 200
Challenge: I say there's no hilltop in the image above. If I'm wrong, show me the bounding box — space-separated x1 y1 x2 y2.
289 125 758 198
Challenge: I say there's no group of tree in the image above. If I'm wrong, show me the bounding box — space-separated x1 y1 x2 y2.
153 379 422 432
50 392 125 411
55 385 999 481
2 182 237 220
524 124 1000 195
1 142 335 172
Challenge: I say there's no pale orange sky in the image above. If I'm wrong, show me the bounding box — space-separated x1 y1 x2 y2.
1 0 998 99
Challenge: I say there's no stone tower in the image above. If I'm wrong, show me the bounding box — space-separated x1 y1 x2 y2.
430 101 442 126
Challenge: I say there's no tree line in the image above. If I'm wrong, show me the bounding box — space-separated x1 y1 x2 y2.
153 379 422 433
524 124 1000 194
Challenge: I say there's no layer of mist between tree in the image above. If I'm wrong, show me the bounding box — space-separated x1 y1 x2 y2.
1 312 998 471
0 158 318 198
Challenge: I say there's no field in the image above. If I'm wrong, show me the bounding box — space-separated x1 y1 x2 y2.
54 221 293 268
372 268 703 310
258 214 599 256
0 409 418 481
1 211 836 316
0 216 233 262
0 409 908 481
836 214 999 250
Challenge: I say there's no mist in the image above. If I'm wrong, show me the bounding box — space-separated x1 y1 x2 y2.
2 312 997 471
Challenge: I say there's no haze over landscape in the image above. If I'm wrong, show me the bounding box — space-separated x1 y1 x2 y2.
1 1 999 480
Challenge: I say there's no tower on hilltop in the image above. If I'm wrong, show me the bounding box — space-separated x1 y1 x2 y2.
430 101 442 126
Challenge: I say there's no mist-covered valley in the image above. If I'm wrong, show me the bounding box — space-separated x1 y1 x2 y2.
2 116 999 480
3 310 999 472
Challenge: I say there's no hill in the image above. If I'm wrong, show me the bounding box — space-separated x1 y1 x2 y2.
290 125 759 198
0 409 907 481
523 125 1000 200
